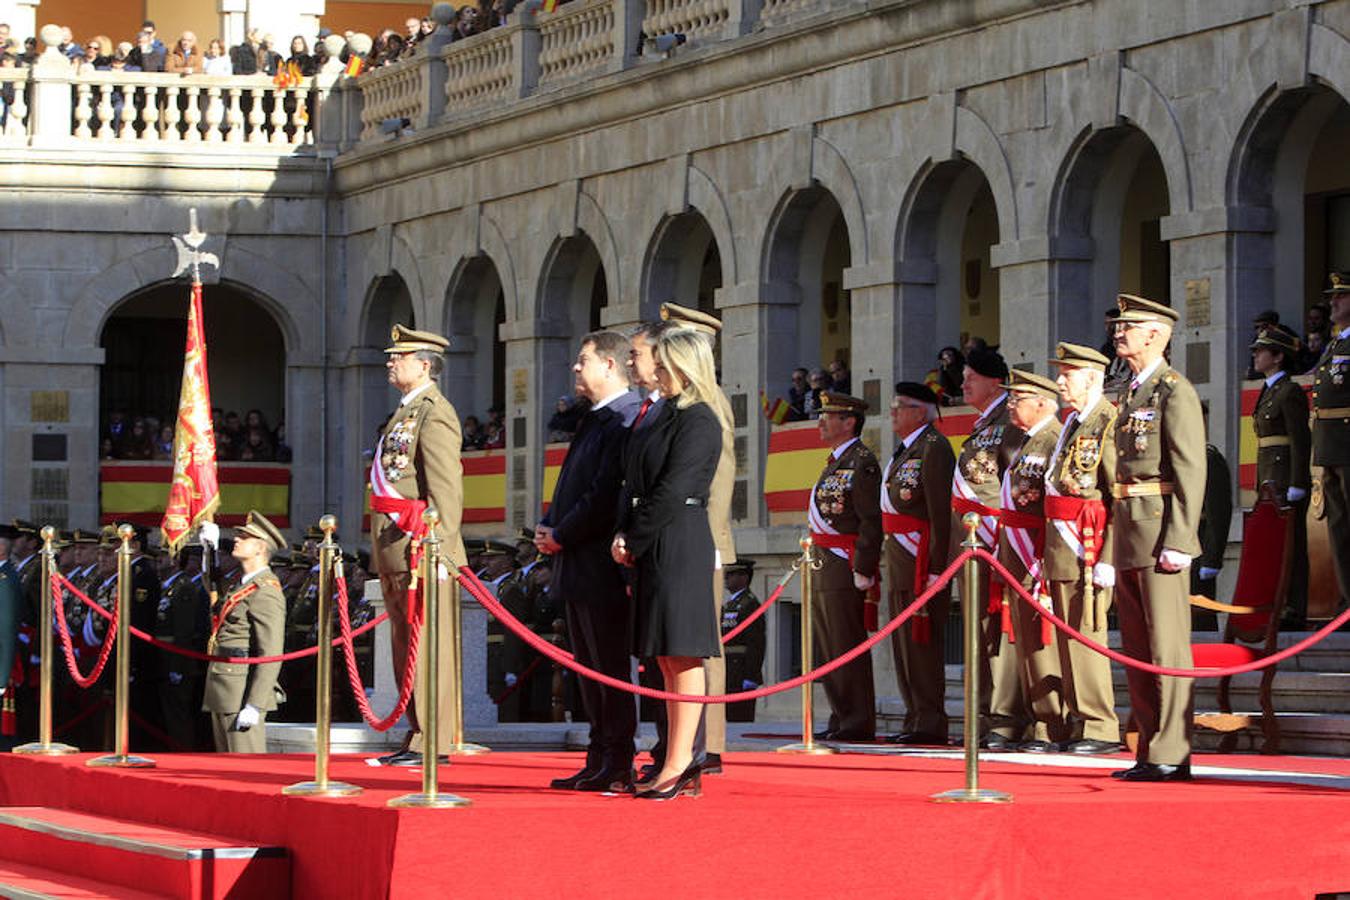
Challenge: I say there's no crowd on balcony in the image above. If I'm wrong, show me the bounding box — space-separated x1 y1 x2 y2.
463 407 507 451
100 409 290 463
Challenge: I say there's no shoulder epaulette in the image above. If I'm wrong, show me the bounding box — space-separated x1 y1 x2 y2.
1163 371 1179 386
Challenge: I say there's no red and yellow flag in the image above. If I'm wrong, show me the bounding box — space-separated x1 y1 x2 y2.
160 283 220 553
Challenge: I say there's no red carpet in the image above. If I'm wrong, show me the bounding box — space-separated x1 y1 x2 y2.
0 751 1348 899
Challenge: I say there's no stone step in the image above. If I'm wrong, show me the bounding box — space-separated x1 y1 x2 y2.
0 807 289 900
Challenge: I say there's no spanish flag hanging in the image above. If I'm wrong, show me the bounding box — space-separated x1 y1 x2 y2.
160 279 221 554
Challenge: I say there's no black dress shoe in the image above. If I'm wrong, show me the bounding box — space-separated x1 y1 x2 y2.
1068 739 1123 755
1110 762 1148 780
576 767 633 792
824 728 875 742
813 729 832 740
1017 739 1056 754
1117 762 1192 782
550 765 600 790
700 753 723 775
380 749 423 767
886 731 948 746
979 734 1016 751
634 762 703 801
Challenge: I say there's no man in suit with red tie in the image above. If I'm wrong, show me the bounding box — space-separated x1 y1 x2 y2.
808 392 882 742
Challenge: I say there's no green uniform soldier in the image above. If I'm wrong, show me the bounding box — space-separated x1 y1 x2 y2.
1312 273 1350 617
951 350 1029 749
1046 342 1122 754
880 382 954 745
202 511 287 753
807 392 882 742
1109 294 1205 782
997 371 1067 751
1248 326 1310 625
720 560 764 723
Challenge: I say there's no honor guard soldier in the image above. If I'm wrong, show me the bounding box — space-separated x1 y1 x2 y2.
1046 343 1122 754
369 325 469 766
1312 272 1350 619
202 511 287 753
720 560 765 723
157 542 207 750
10 521 41 631
808 392 882 742
997 370 1066 752
1109 294 1205 782
880 382 954 745
0 525 19 748
126 527 165 749
951 350 1029 750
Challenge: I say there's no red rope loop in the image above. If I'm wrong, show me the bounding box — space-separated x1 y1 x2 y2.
984 549 1350 677
457 554 967 704
334 562 421 731
50 573 118 689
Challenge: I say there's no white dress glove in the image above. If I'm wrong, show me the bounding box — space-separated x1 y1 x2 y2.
235 704 260 730
1091 562 1115 589
504 673 517 687
1198 566 1221 581
925 574 942 591
1157 549 1193 573
199 521 220 549
853 572 875 592
741 679 758 691
1287 486 1307 504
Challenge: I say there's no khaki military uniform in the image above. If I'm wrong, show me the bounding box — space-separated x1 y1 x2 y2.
951 395 1028 739
1252 373 1311 618
1113 361 1205 766
881 423 954 739
202 569 286 753
1312 327 1350 613
1044 397 1120 742
703 388 737 755
808 438 882 739
370 383 469 756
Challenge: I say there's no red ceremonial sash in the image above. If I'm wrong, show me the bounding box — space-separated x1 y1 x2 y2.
810 531 858 566
882 511 931 597
208 582 259 654
1043 494 1109 569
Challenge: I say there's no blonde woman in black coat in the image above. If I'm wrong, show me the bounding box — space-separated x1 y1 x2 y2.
612 327 725 800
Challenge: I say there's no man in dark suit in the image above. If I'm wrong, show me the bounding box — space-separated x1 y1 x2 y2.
537 330 640 791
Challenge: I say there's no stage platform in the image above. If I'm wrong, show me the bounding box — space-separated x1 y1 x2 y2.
0 749 1348 899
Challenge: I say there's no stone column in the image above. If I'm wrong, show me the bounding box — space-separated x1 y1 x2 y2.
27 25 73 150
500 317 570 529
0 0 40 42
218 0 247 48
843 264 899 455
609 0 644 71
990 238 1055 375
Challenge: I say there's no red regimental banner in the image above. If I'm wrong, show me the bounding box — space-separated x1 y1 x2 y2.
160 282 221 552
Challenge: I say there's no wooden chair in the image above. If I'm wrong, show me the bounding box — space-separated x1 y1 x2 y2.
1189 487 1295 754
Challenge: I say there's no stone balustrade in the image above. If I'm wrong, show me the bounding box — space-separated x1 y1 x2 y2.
0 71 28 141
641 0 731 43
444 26 520 114
538 0 618 88
357 57 425 142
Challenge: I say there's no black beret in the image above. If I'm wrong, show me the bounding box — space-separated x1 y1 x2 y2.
965 348 1009 381
893 381 939 406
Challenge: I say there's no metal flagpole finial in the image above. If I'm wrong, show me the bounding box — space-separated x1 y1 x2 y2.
172 207 220 284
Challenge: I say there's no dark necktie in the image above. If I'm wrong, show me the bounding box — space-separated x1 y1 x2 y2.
633 398 653 428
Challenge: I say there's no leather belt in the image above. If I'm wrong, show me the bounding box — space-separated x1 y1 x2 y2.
1314 407 1350 419
630 496 706 508
486 634 504 644
1112 482 1174 499
1256 435 1291 448
723 646 746 655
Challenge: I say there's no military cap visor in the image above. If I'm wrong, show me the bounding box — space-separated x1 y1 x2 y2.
1116 293 1179 324
384 324 450 355
817 392 868 416
660 302 722 335
1050 342 1110 370
1003 369 1060 400
725 559 756 575
1324 272 1350 294
11 520 38 537
1250 330 1300 354
234 510 286 552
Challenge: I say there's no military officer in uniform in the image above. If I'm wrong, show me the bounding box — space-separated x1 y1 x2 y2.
158 542 206 750
880 382 954 745
808 392 882 742
369 325 469 766
720 559 764 723
202 511 287 753
1046 342 1121 754
950 350 1028 749
1109 294 1205 782
996 370 1067 752
0 527 19 749
1312 272 1350 620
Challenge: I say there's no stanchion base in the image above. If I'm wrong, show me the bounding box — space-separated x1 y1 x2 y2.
776 742 838 755
87 754 156 768
387 792 472 809
13 741 79 756
282 780 364 797
930 787 1013 804
449 742 491 756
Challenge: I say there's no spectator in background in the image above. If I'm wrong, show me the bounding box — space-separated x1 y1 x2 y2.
285 35 317 77
100 437 116 459
786 367 810 421
404 17 422 44
128 28 166 72
273 422 292 463
963 335 989 358
203 39 232 75
230 29 262 75
141 20 165 55
154 425 175 459
241 428 274 462
0 24 13 54
451 6 480 41
419 17 437 40
79 36 111 71
119 419 155 460
803 369 828 417
166 31 202 74
462 415 484 450
58 26 81 60
111 42 133 68
221 411 244 455
1303 302 1330 372
19 36 38 66
0 54 16 128
925 346 964 406
256 35 282 76
479 0 513 29
548 395 589 442
828 359 851 394
482 419 505 449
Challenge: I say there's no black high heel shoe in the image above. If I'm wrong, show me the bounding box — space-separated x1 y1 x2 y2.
633 761 702 801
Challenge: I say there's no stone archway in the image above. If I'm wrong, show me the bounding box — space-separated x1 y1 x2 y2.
444 254 507 424
535 232 607 413
642 210 724 359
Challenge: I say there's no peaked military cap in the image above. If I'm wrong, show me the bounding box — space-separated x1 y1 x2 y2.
71 529 101 545
660 302 722 335
818 392 868 416
725 558 756 575
235 510 286 552
480 540 517 558
98 525 122 548
1325 271 1350 295
384 324 449 355
11 519 38 537
965 347 1009 381
0 524 17 540
1251 324 1300 355
1004 369 1061 401
1116 293 1179 325
1050 342 1110 370
1252 309 1280 326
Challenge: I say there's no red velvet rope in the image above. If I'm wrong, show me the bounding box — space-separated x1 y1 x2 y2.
719 570 793 645
985 550 1350 677
76 579 389 664
457 555 965 704
334 564 421 731
51 573 118 689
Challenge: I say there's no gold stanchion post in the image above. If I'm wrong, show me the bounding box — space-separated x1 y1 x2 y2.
285 515 362 797
932 513 1011 803
448 562 488 755
389 509 471 809
89 524 155 768
14 526 78 755
778 535 835 755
